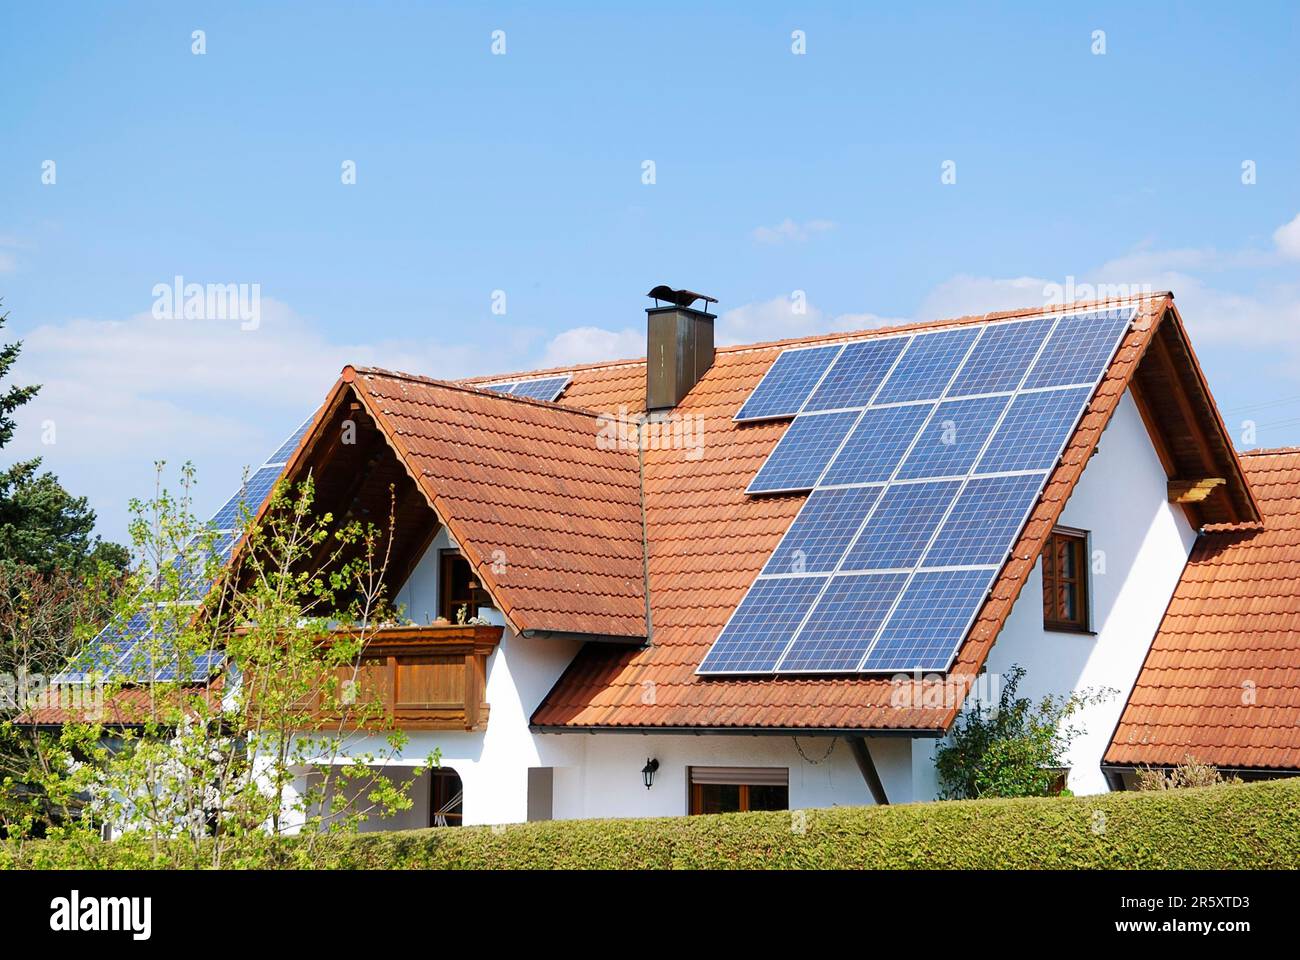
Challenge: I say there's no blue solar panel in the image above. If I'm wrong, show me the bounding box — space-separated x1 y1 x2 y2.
821 403 934 486
709 308 1127 677
511 376 571 401
210 464 282 530
923 473 1046 567
762 486 883 575
946 316 1055 397
55 612 152 682
747 410 860 493
735 345 842 421
154 651 226 683
802 338 909 412
895 395 1009 480
874 327 980 404
777 572 908 672
697 575 828 674
484 382 516 393
1023 309 1131 389
977 387 1093 474
859 568 996 672
268 413 317 464
840 479 962 571
176 529 238 600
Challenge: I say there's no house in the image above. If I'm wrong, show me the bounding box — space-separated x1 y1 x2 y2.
33 287 1300 828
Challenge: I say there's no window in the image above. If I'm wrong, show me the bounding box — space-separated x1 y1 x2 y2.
688 767 789 815
429 768 463 827
1042 528 1090 632
439 550 489 623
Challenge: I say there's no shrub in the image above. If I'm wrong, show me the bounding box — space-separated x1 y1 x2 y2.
4 777 1298 870
1136 756 1239 791
934 664 1114 799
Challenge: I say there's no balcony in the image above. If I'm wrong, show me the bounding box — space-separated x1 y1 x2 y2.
298 623 503 732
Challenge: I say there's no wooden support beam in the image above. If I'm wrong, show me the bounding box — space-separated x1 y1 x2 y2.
1168 477 1226 503
847 735 889 806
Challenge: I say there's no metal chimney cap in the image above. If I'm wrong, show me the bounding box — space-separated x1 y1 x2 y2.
647 285 718 311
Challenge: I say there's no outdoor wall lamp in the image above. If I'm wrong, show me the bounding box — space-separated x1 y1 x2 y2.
641 758 660 789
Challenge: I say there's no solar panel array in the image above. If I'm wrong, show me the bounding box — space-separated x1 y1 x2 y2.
701 307 1134 676
55 413 317 684
483 375 571 402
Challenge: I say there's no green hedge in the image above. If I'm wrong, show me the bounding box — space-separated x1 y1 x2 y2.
5 777 1299 869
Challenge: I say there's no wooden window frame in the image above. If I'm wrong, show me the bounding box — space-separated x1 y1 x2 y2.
687 767 790 816
439 549 487 623
1042 527 1092 634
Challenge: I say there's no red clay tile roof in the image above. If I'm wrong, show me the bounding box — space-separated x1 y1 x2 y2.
1106 447 1300 771
528 294 1225 731
341 368 648 639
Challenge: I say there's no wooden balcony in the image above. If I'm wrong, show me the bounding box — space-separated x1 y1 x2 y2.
299 623 503 732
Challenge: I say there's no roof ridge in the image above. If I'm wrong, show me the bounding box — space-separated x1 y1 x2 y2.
346 365 608 422
461 293 1173 385
1239 445 1300 457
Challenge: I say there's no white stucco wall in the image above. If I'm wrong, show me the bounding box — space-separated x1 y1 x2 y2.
920 389 1198 796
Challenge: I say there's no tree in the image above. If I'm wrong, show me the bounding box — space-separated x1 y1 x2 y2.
0 302 128 575
935 665 1114 800
6 464 432 865
0 303 39 451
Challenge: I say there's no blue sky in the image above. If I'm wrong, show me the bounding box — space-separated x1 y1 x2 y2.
2 1 1297 545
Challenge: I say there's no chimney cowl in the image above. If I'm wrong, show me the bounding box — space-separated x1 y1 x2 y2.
645 286 716 411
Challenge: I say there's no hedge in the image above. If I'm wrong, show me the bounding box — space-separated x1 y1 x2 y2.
4 777 1299 869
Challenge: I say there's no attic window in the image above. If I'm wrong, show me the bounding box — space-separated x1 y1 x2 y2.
439 550 490 623
1042 528 1090 633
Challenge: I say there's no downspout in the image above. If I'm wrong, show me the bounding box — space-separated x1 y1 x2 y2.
637 417 653 645
847 735 889 805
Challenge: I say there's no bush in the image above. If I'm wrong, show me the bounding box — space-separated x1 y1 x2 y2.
934 664 1113 799
3 777 1298 870
1136 756 1239 791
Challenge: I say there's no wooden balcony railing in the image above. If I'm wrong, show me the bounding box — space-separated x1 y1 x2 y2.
297 624 503 732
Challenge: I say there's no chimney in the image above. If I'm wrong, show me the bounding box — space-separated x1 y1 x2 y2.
645 285 717 410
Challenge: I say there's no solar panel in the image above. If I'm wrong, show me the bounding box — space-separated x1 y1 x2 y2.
484 382 516 394
946 316 1055 397
977 387 1092 473
704 306 1136 677
839 479 962 571
895 394 1009 480
697 575 829 674
762 487 883 575
873 327 980 404
57 412 316 685
510 376 571 401
268 413 318 465
54 612 152 682
735 345 842 421
1023 309 1131 390
209 464 282 530
747 410 860 494
923 473 1047 567
858 568 997 672
776 572 908 672
802 338 908 412
821 403 935 486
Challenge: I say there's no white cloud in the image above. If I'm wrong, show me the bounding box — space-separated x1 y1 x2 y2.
539 325 642 367
1273 212 1300 260
752 218 836 244
8 300 490 542
915 274 1055 321
0 252 15 274
717 295 904 346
